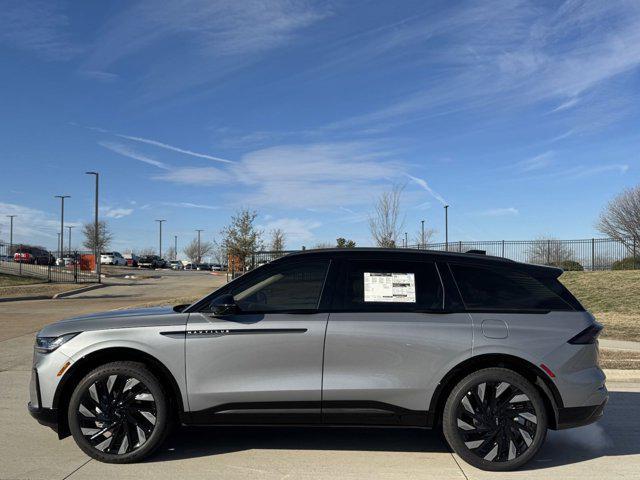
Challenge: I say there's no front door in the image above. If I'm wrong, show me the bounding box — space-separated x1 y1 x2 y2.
186 258 331 424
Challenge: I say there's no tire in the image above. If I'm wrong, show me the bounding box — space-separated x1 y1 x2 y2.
442 368 547 471
68 361 169 463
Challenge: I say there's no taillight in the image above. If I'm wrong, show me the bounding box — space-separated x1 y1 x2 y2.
568 323 603 345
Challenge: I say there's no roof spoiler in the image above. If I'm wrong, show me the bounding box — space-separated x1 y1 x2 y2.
465 249 486 255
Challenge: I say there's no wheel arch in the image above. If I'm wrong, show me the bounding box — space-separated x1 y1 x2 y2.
426 353 562 430
52 346 184 439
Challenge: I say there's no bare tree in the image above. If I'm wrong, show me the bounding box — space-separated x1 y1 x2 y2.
414 227 436 247
369 185 404 247
269 228 286 252
312 242 334 249
183 238 214 263
221 209 263 269
82 220 113 253
136 247 157 256
597 185 640 250
527 237 575 265
210 239 227 266
165 246 177 261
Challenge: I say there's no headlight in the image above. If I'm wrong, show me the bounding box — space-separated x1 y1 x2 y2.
35 333 80 353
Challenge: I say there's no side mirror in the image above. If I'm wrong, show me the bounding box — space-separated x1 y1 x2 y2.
209 293 238 316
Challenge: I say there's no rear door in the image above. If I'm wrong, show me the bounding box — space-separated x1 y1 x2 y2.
322 257 472 425
186 258 333 424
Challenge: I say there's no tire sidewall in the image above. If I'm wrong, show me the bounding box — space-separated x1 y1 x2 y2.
443 368 548 471
68 362 168 463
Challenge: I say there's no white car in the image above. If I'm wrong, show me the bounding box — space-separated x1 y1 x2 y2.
100 252 127 266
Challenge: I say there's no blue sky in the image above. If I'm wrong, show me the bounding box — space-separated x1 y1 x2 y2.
1 0 639 252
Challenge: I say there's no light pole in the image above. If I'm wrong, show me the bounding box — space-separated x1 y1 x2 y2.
155 220 166 259
444 205 449 251
404 232 408 248
421 219 425 249
66 225 74 256
6 215 16 255
85 172 100 279
195 229 203 264
174 235 178 261
54 195 70 259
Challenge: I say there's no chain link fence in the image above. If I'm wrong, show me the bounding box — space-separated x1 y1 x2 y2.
0 243 100 283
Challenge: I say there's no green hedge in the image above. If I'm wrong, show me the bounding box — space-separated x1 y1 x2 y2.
612 256 640 270
546 260 584 271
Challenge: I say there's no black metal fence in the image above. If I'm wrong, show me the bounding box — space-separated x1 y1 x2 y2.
0 243 100 283
244 237 638 272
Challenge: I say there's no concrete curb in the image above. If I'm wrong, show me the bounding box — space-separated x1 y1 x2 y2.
603 369 640 383
0 295 49 303
0 283 105 302
52 283 106 298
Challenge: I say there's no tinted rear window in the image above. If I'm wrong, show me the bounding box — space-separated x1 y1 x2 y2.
449 263 580 312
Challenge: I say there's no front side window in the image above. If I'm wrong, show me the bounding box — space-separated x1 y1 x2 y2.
449 263 575 311
340 259 443 311
232 260 330 312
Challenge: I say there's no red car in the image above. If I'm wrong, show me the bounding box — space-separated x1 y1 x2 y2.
13 246 55 265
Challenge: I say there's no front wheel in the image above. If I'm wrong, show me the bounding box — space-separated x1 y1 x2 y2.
68 361 169 463
442 368 547 471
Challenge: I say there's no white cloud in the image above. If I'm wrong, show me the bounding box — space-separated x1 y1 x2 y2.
153 167 231 186
99 141 170 169
259 217 322 246
406 175 447 205
161 202 220 210
116 134 233 164
101 206 134 219
481 207 519 217
516 151 554 172
0 202 79 247
0 1 81 61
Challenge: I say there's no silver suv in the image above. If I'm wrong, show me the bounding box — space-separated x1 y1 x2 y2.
28 248 607 471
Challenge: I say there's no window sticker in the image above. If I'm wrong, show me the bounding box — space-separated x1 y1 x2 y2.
364 272 416 303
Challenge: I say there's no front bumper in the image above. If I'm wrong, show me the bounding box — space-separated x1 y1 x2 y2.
556 398 608 429
28 402 59 432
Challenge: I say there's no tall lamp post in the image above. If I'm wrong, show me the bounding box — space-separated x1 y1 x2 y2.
421 219 425 249
66 225 74 257
195 229 203 264
404 232 408 248
85 172 100 279
54 195 70 259
174 235 178 261
444 205 449 251
155 220 166 259
6 215 16 255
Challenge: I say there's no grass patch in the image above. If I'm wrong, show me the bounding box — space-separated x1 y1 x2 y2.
560 270 640 342
0 273 43 287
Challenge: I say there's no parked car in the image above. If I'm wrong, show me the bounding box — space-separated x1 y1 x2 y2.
123 253 138 267
28 248 607 470
169 260 183 270
13 246 55 265
100 252 127 266
195 263 211 271
138 255 165 269
211 263 224 271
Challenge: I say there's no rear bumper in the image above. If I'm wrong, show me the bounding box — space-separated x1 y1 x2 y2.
28 402 59 432
556 398 607 429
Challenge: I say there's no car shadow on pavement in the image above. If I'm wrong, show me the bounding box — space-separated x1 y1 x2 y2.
151 391 639 470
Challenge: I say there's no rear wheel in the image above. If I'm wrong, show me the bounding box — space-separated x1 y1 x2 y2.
68 361 169 463
442 368 547 471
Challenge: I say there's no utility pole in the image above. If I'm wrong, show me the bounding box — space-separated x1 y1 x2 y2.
6 215 16 255
195 229 203 263
66 225 74 256
85 172 100 279
174 235 178 261
444 205 449 251
421 219 425 249
155 220 166 259
54 195 70 259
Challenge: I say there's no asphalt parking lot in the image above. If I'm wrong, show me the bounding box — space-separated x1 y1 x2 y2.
1 273 639 479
